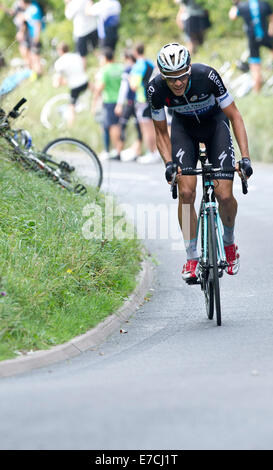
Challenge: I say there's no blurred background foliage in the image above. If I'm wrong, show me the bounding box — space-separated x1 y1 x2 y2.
1 0 273 52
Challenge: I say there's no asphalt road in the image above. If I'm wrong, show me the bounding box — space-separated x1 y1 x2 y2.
0 160 272 450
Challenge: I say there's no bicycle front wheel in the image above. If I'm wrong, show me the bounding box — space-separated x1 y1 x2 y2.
42 138 103 191
40 93 70 130
208 206 221 326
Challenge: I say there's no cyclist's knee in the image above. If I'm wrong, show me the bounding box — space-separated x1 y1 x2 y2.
179 188 196 204
215 191 235 206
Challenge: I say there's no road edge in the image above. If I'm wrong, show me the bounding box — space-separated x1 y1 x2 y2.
0 254 154 378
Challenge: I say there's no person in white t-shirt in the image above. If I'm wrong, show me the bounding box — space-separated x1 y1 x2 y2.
65 0 98 68
85 0 121 52
53 42 90 127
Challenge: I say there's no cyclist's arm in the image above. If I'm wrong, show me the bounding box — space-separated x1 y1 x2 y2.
222 101 250 159
153 119 172 165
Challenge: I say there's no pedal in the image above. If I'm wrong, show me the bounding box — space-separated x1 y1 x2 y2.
74 183 87 195
60 161 75 172
186 277 201 285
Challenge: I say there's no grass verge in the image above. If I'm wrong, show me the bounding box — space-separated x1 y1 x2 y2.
0 158 143 361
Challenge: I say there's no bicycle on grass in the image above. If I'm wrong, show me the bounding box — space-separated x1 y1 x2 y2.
0 98 103 194
171 148 248 326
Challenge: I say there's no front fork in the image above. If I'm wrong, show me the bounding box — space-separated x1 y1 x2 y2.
197 201 228 283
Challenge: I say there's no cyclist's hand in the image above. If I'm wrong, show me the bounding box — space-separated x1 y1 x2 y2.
238 158 253 179
165 161 178 183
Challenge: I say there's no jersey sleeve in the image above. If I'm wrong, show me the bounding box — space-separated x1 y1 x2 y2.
207 67 234 109
146 80 166 121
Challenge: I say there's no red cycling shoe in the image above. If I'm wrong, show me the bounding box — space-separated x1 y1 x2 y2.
224 244 240 275
182 259 199 281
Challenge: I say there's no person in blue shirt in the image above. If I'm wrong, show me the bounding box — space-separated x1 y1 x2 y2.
129 43 160 164
229 0 273 92
21 0 45 76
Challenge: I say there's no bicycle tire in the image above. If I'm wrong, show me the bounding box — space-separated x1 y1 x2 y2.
208 206 221 326
40 93 70 130
42 137 103 190
201 212 214 320
205 277 214 320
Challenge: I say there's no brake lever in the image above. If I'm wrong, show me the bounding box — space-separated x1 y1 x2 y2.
170 170 178 199
238 161 248 195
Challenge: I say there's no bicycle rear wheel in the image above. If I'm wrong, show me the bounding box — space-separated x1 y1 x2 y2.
42 138 103 191
208 206 221 326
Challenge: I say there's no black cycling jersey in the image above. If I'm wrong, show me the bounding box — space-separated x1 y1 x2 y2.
147 63 236 180
147 63 233 124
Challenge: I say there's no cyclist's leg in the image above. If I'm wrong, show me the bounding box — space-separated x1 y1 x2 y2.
206 112 237 227
171 116 199 266
206 112 239 274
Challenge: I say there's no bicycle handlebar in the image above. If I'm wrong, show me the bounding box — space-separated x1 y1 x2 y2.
8 97 27 119
170 163 248 198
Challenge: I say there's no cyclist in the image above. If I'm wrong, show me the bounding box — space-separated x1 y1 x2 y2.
147 43 253 281
229 0 273 92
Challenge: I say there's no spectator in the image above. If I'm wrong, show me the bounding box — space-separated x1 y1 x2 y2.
174 0 211 55
129 43 159 164
92 47 123 161
65 0 98 70
229 0 273 92
114 50 143 162
0 1 31 67
53 42 90 127
85 0 121 52
21 0 45 76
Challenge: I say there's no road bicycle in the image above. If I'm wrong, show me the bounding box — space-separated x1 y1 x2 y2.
171 148 248 326
0 97 103 194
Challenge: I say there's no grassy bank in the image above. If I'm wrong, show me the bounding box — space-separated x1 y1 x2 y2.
0 159 143 361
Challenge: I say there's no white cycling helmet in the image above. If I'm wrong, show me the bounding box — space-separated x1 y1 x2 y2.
157 43 191 75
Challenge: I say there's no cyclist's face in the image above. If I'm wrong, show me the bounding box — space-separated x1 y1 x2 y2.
163 66 191 96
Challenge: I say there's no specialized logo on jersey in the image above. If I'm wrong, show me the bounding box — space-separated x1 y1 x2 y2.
208 70 225 96
190 95 198 102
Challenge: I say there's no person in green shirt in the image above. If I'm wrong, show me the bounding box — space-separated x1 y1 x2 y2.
92 47 123 160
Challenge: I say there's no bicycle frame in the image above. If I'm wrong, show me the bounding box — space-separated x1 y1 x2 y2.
170 147 248 325
196 160 227 277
